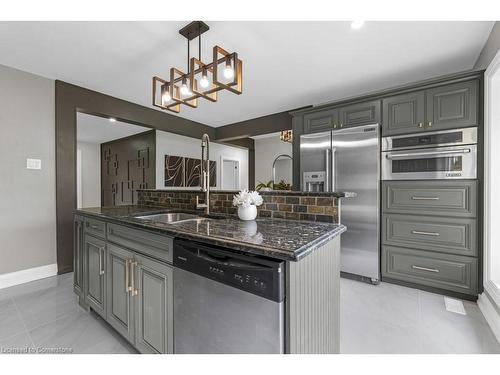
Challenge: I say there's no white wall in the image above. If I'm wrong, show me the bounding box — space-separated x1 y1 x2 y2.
0 64 56 276
155 130 248 190
254 134 293 185
77 141 101 208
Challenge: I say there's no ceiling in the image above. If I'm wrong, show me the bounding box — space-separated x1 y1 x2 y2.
77 113 149 143
0 21 494 127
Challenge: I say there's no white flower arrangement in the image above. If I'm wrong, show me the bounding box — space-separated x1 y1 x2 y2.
232 189 263 208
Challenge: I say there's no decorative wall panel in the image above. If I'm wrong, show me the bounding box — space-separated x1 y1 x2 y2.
164 155 216 187
101 130 156 207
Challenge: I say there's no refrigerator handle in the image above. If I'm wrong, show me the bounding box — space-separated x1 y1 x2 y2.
331 147 336 192
325 149 330 192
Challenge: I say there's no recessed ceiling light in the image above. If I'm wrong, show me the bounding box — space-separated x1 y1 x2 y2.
109 118 116 122
351 20 365 30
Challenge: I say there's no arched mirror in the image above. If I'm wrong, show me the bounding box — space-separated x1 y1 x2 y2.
272 154 293 190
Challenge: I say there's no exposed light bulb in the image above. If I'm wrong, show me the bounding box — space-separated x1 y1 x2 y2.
351 20 365 30
161 91 171 105
180 83 192 96
200 74 210 88
223 64 234 79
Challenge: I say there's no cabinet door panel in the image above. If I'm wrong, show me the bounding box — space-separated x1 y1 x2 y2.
84 235 106 318
338 100 381 128
106 244 135 343
382 91 425 135
303 109 337 134
426 80 478 130
134 254 173 354
74 216 84 297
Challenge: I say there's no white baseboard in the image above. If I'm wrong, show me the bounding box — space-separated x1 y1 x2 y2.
478 292 500 344
0 263 58 290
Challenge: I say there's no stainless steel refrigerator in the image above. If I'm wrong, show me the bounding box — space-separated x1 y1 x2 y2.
300 124 380 283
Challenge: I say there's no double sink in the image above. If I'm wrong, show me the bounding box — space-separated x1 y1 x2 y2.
134 211 227 225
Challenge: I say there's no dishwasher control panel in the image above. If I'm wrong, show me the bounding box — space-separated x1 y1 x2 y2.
174 239 284 302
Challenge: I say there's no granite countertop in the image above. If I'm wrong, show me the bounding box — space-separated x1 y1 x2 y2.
137 189 355 198
76 206 346 261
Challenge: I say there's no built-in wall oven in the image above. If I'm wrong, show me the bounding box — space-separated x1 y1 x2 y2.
382 127 477 180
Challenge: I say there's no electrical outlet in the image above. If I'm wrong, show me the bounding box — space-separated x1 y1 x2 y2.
26 158 42 170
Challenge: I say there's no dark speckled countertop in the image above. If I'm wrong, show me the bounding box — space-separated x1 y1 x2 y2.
75 206 346 261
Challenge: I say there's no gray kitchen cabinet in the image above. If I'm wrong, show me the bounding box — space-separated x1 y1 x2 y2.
74 216 84 298
426 80 478 131
382 245 478 295
381 79 479 135
83 234 107 318
337 100 381 128
106 243 135 344
303 109 337 134
382 180 477 218
383 213 477 257
134 253 173 354
84 217 106 239
382 91 425 135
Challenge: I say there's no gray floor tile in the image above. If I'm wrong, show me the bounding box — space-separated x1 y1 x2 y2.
0 332 34 354
0 298 28 342
340 278 500 354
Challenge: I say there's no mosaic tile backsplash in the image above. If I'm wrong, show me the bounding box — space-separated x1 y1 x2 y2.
137 190 340 223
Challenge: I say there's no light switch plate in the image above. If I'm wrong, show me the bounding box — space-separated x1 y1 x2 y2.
26 158 42 170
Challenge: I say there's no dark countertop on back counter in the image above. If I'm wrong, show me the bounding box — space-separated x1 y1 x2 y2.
75 206 346 261
137 189 356 198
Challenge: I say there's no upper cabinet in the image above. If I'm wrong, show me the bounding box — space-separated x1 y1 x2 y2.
425 80 478 131
302 100 381 134
382 80 479 136
382 92 425 135
303 109 337 134
337 100 381 129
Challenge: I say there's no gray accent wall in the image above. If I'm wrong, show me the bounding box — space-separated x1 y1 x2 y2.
475 21 500 69
0 64 56 274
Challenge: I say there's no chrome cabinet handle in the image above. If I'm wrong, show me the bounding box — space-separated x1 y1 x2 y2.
427 121 432 128
90 225 100 230
386 148 471 159
130 261 138 296
412 265 439 273
412 230 440 236
417 122 423 128
99 247 105 275
125 259 131 293
411 196 439 201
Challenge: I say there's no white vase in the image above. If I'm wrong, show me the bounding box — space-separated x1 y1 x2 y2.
238 205 258 221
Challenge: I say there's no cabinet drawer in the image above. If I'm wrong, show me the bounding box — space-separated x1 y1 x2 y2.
382 180 477 217
107 223 173 264
382 214 477 256
303 109 337 134
84 217 106 239
382 246 477 295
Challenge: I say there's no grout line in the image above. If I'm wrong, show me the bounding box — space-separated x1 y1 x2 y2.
11 297 36 347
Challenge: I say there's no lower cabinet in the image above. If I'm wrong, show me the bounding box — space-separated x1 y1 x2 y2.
106 244 135 343
84 234 107 318
134 253 173 354
74 216 84 297
105 243 173 353
77 217 174 353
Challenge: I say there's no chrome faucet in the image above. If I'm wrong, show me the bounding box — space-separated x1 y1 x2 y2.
196 133 210 214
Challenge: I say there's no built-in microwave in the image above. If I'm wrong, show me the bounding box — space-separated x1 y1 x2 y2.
381 127 477 180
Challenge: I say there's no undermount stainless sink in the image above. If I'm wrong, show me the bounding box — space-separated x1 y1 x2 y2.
134 212 206 224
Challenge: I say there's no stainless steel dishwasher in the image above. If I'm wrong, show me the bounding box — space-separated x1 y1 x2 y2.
173 239 285 354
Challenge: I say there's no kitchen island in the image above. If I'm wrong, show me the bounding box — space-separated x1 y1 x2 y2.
74 205 345 354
